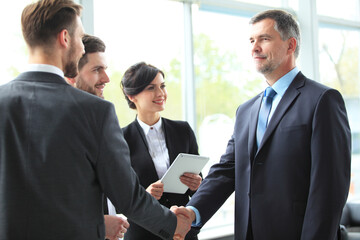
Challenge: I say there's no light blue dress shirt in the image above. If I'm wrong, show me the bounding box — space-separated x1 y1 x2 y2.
267 67 299 122
188 67 300 227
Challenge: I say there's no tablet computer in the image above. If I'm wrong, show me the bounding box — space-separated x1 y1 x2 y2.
161 153 209 194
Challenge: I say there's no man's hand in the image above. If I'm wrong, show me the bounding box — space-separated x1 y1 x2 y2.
105 215 130 240
180 173 202 191
170 206 192 240
172 206 196 223
146 180 164 200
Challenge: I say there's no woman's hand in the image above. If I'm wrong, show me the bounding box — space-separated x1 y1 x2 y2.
180 173 202 191
146 180 164 200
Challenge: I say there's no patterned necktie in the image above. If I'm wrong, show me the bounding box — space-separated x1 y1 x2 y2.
256 87 277 148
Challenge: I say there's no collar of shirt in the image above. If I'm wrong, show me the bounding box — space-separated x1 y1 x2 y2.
271 66 299 97
137 116 169 179
26 64 64 78
264 67 299 123
137 116 163 135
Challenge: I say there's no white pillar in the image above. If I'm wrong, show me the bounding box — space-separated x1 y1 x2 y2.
182 2 197 131
297 0 320 81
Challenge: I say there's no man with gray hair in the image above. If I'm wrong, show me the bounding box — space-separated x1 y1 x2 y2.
175 9 351 240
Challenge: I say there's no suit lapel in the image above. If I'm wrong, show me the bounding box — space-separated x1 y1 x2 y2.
133 120 160 179
249 93 263 159
134 119 150 150
257 73 305 152
162 119 176 165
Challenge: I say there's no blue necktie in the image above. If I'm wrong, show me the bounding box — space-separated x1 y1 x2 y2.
256 87 276 148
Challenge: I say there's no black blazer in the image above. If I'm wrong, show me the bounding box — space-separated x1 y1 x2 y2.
0 72 177 240
188 72 351 240
122 118 200 240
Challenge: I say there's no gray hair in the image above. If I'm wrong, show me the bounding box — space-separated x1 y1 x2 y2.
250 9 300 58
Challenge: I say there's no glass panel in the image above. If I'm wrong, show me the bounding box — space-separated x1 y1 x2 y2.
93 0 184 127
192 6 266 238
288 0 299 11
233 0 282 7
319 27 360 200
317 0 360 21
0 0 31 86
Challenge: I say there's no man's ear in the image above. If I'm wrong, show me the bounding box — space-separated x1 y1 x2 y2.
58 29 70 48
288 37 297 54
65 77 76 87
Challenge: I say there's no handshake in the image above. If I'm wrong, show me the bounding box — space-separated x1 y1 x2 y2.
105 206 196 240
171 206 196 240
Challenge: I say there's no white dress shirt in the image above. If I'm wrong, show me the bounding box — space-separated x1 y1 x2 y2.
26 64 64 78
137 117 170 179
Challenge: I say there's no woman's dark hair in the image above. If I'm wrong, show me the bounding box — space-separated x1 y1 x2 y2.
121 62 164 109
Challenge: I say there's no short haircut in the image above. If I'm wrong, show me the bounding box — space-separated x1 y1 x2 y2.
21 0 82 48
121 62 165 109
250 9 301 58
78 34 106 70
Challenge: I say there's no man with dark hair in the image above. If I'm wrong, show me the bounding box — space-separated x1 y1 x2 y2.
67 34 109 99
0 0 191 239
67 34 129 240
174 9 351 240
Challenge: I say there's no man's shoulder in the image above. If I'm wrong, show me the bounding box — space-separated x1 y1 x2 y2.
294 71 331 91
294 75 338 100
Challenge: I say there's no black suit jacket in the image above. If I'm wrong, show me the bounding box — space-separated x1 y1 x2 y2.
122 118 199 240
0 72 176 240
188 72 351 240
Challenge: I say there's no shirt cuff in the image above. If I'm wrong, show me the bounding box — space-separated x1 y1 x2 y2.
186 206 202 227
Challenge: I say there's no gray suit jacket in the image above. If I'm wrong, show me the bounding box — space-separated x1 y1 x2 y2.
188 72 351 240
0 71 176 240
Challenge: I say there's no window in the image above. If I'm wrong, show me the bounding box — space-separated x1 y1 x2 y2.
233 0 282 7
318 27 360 200
191 6 267 238
93 0 184 127
0 0 30 85
317 0 360 21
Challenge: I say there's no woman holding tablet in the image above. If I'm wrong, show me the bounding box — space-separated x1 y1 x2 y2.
120 62 202 240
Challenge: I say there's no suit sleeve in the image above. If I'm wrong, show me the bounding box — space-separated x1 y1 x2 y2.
301 89 351 239
187 132 236 226
96 104 177 240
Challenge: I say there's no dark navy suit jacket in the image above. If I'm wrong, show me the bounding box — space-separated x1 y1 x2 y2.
188 72 351 240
